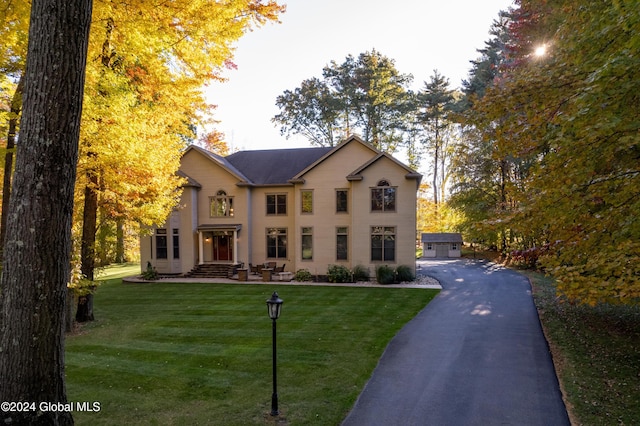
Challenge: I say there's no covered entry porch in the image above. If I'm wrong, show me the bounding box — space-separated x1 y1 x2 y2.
197 224 242 265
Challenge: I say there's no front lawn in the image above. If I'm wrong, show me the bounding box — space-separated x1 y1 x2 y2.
66 268 438 425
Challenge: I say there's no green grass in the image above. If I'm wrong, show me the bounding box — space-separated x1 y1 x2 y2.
66 264 438 425
524 270 640 426
94 262 141 281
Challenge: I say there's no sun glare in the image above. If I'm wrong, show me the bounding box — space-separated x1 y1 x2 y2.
534 44 547 57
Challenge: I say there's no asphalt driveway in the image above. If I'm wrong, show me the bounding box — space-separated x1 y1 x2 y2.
342 259 570 426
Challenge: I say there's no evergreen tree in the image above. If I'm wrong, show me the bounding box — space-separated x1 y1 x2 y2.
417 70 455 207
449 12 517 251
274 50 413 154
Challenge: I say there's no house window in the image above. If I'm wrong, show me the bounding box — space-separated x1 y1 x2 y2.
266 228 287 259
427 243 433 251
336 227 348 260
371 180 396 212
156 229 168 259
267 194 287 215
301 190 313 214
301 227 313 260
210 190 234 217
451 243 458 250
336 189 348 213
371 226 395 262
172 229 180 259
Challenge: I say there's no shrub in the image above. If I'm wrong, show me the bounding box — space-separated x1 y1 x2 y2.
395 265 415 282
352 264 370 282
141 261 159 281
375 265 395 285
327 264 352 283
294 269 313 282
509 245 549 269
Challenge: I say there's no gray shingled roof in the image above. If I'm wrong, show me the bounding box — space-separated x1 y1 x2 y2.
421 233 463 243
225 147 332 185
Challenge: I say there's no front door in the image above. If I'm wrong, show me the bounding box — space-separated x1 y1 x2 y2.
214 233 232 261
202 230 234 262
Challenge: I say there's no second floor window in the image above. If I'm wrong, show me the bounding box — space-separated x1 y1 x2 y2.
301 190 313 214
371 180 396 212
336 189 348 213
210 190 234 217
267 194 287 215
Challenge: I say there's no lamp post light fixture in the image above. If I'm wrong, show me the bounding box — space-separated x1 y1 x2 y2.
266 291 283 416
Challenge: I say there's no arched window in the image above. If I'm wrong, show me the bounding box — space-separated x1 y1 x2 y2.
210 190 234 217
371 179 396 212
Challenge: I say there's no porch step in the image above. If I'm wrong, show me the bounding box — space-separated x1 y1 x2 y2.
185 264 234 278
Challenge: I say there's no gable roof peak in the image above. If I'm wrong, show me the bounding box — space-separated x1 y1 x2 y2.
183 144 250 183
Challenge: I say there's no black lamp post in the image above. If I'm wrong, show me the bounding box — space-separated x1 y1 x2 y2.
266 291 283 416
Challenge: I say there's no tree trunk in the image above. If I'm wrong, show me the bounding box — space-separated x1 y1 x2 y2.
433 117 440 221
116 217 125 263
66 289 76 333
499 159 508 254
0 75 24 263
75 294 94 323
0 0 92 424
77 171 98 322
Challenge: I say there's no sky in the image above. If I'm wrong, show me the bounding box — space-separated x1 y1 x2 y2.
205 0 515 153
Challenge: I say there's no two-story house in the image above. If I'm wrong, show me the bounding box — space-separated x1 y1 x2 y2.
140 135 422 279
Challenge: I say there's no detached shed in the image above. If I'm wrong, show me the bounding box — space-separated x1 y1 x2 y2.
421 233 463 258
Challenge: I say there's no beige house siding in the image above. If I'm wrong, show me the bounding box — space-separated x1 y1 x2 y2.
141 136 421 279
140 185 200 275
291 140 377 275
249 186 296 268
349 157 419 276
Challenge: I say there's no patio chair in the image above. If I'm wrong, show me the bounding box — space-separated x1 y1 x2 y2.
273 264 285 274
249 263 259 275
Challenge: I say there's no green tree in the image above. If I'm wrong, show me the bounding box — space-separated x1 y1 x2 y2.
460 12 511 104
273 77 343 146
449 12 520 253
417 70 455 207
348 50 413 152
273 50 413 153
0 0 92 424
